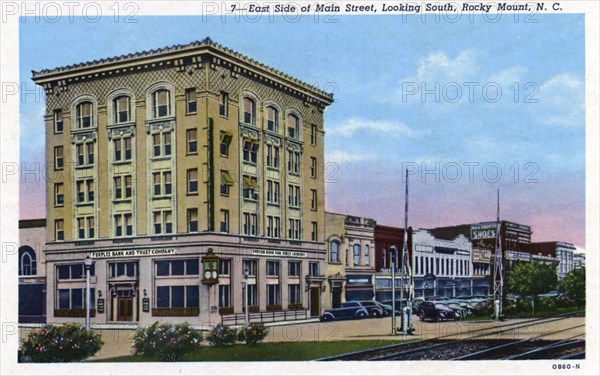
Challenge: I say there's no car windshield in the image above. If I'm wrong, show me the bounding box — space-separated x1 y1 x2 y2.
434 303 450 309
361 302 375 307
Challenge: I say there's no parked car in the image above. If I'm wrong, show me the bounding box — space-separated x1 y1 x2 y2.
358 300 386 318
320 301 369 321
418 301 460 322
447 303 469 319
382 299 421 315
372 300 394 316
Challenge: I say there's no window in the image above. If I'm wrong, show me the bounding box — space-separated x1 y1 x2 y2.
108 261 138 278
364 245 370 266
330 241 340 263
219 285 231 308
219 92 229 117
267 106 279 132
243 212 258 236
266 180 280 204
54 146 63 169
242 140 259 164
310 157 317 178
186 129 197 154
243 97 256 125
114 213 133 237
288 219 301 240
287 150 300 174
55 219 64 241
311 222 318 241
113 137 133 162
152 89 171 118
220 170 234 196
220 132 232 156
19 247 37 276
353 244 361 266
309 262 319 276
310 124 317 145
153 210 173 234
267 261 280 276
267 285 281 306
76 142 95 167
243 175 258 200
156 285 199 308
58 288 95 310
54 183 64 206
152 131 172 157
267 216 281 238
243 260 258 276
289 284 301 305
76 216 95 239
220 210 229 233
113 175 133 200
288 261 300 276
156 259 199 276
113 95 131 123
75 179 93 203
57 263 94 280
310 189 317 211
288 185 300 207
187 169 198 194
219 259 231 275
76 101 93 128
185 88 197 113
266 144 280 168
153 171 172 196
187 208 198 232
54 109 63 133
287 113 299 139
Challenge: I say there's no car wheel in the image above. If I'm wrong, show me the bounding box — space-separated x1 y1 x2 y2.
419 313 425 321
357 311 367 319
372 310 380 318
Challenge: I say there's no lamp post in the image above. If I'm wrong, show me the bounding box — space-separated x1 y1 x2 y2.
84 256 94 330
243 268 250 326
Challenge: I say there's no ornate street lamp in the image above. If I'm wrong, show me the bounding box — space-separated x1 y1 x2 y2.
201 248 219 285
84 256 95 330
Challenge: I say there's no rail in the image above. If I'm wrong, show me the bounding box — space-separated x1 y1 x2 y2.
221 309 308 325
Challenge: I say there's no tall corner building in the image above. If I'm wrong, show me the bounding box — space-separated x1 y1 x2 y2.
32 38 333 326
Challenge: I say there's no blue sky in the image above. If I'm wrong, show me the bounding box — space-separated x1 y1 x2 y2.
19 14 586 246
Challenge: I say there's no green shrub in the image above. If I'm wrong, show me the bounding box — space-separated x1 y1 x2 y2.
206 324 237 347
537 296 557 312
133 322 202 361
237 323 268 345
556 295 576 308
20 324 103 362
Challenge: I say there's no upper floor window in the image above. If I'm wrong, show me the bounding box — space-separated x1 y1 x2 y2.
288 261 300 277
113 95 131 124
185 88 197 114
243 140 259 164
19 246 37 276
153 210 173 234
287 150 300 174
287 114 299 139
114 213 133 237
243 97 256 125
310 124 317 145
364 245 371 266
54 146 64 170
113 137 132 162
54 183 64 206
353 244 361 266
152 89 171 118
219 92 229 117
152 131 172 157
267 106 279 132
153 171 172 196
330 241 340 263
310 157 317 178
156 259 199 276
55 219 64 241
266 144 280 168
220 132 232 156
54 109 64 133
75 141 95 167
76 101 93 129
266 261 280 277
186 129 198 154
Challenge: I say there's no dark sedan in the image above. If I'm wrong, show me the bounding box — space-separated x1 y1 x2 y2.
418 301 460 322
320 301 370 321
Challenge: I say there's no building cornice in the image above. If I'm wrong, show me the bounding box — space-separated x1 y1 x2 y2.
31 37 334 108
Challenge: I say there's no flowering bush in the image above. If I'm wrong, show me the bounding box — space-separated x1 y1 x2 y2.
20 324 103 362
537 296 557 312
206 324 237 347
555 295 576 308
133 322 202 361
237 323 268 345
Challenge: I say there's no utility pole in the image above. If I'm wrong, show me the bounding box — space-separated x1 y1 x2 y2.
399 169 413 334
492 189 503 320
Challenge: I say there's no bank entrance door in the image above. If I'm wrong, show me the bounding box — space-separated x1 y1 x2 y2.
117 297 133 321
111 285 137 322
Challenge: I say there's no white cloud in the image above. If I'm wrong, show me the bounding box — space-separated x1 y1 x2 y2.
326 150 375 164
328 118 412 137
489 66 528 87
536 73 584 127
411 50 480 83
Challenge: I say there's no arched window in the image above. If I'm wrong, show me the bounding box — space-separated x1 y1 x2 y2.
76 101 93 128
382 248 387 268
113 95 131 123
243 97 256 125
330 241 340 263
353 244 361 266
287 113 299 139
152 89 171 118
19 246 37 276
364 245 370 266
266 106 279 132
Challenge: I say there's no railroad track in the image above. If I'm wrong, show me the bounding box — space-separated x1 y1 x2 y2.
318 310 585 361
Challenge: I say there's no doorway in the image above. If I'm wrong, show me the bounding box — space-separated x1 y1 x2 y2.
331 286 342 308
310 287 320 317
117 297 133 321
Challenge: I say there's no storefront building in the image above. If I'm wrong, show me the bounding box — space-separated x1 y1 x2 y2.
530 241 575 280
19 219 48 323
373 225 413 301
32 38 333 327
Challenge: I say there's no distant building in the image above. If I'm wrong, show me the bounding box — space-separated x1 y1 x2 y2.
19 219 47 323
530 242 575 280
324 212 376 308
373 225 413 301
573 253 586 270
412 229 472 298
